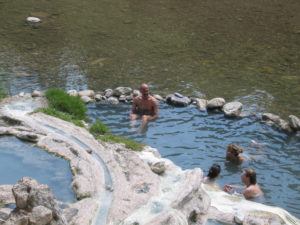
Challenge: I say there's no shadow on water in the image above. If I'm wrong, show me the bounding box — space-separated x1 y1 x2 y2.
88 102 300 218
0 136 75 203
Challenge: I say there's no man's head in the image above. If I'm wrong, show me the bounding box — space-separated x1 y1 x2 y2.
140 83 149 98
241 168 257 185
207 164 221 179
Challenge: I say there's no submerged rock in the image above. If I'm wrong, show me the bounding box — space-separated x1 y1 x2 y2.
207 98 226 110
223 102 243 117
166 93 191 107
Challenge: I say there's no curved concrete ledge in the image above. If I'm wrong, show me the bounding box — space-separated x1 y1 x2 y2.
0 95 299 225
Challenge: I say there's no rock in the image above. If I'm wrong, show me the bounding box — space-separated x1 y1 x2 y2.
19 92 25 97
16 132 39 143
78 90 95 98
207 98 226 109
94 94 103 101
29 206 53 225
67 90 78 97
153 95 163 101
107 97 119 104
3 211 29 225
288 115 300 131
113 87 132 97
150 161 166 175
0 185 14 204
12 179 37 209
26 17 41 23
118 95 127 103
80 96 94 104
104 89 114 98
62 207 78 223
277 119 293 133
223 102 243 117
132 90 140 97
195 98 208 111
262 113 281 123
166 93 191 107
31 90 43 98
0 208 12 221
126 95 133 102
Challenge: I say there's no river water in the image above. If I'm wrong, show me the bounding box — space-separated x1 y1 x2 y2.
0 0 299 219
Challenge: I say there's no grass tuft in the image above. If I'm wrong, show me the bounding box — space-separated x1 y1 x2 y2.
89 120 110 136
45 89 87 120
35 108 85 127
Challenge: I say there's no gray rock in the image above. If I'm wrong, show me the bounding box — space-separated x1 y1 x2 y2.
107 97 119 104
132 90 140 97
207 98 226 109
94 94 103 101
16 132 39 143
262 113 281 123
19 92 25 97
78 90 95 98
62 208 78 223
153 95 163 101
29 206 53 225
166 93 191 107
195 98 208 111
80 96 94 104
3 211 29 225
67 90 78 97
278 119 293 133
0 185 14 205
288 115 300 131
223 102 243 117
113 87 132 97
0 208 12 221
150 161 166 175
31 90 43 98
119 95 127 103
104 89 114 98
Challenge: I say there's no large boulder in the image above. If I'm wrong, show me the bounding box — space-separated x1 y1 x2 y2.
113 87 132 97
207 98 226 109
288 115 300 131
223 102 243 117
29 206 53 225
166 93 191 107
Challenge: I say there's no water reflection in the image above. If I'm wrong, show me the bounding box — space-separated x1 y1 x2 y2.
88 102 300 218
0 136 75 203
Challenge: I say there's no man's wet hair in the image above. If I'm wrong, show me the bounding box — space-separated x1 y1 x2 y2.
207 164 221 179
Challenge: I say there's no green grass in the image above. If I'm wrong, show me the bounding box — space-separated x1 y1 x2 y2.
99 134 144 151
45 89 87 120
89 120 144 151
89 120 110 136
35 108 85 127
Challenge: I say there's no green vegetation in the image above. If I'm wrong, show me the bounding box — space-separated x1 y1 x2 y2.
89 120 144 151
45 89 87 120
36 108 85 127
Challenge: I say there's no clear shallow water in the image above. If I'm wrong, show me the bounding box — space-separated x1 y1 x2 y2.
88 102 300 218
0 136 75 203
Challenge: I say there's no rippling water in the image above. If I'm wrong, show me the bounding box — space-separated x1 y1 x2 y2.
88 102 300 218
0 136 75 203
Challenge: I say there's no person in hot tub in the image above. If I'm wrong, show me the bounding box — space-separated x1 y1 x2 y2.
226 143 246 164
203 164 221 186
130 83 159 131
224 168 263 200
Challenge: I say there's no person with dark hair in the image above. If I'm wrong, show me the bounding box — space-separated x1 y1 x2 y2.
226 143 245 164
203 164 221 186
224 168 263 200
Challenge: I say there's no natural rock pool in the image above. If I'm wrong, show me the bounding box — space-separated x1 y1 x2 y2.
88 102 300 218
0 136 75 203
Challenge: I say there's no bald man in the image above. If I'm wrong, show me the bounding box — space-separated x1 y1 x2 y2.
130 83 159 129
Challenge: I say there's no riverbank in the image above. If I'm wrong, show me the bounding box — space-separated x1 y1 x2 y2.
0 92 299 224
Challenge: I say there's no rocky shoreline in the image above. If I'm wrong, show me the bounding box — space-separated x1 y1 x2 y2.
0 93 299 225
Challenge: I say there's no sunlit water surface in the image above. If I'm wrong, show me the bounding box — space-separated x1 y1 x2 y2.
88 102 300 218
0 136 75 203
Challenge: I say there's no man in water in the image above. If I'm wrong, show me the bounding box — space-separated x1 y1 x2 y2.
224 168 263 200
130 83 159 131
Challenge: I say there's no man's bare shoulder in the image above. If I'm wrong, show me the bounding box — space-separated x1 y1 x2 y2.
149 96 158 104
